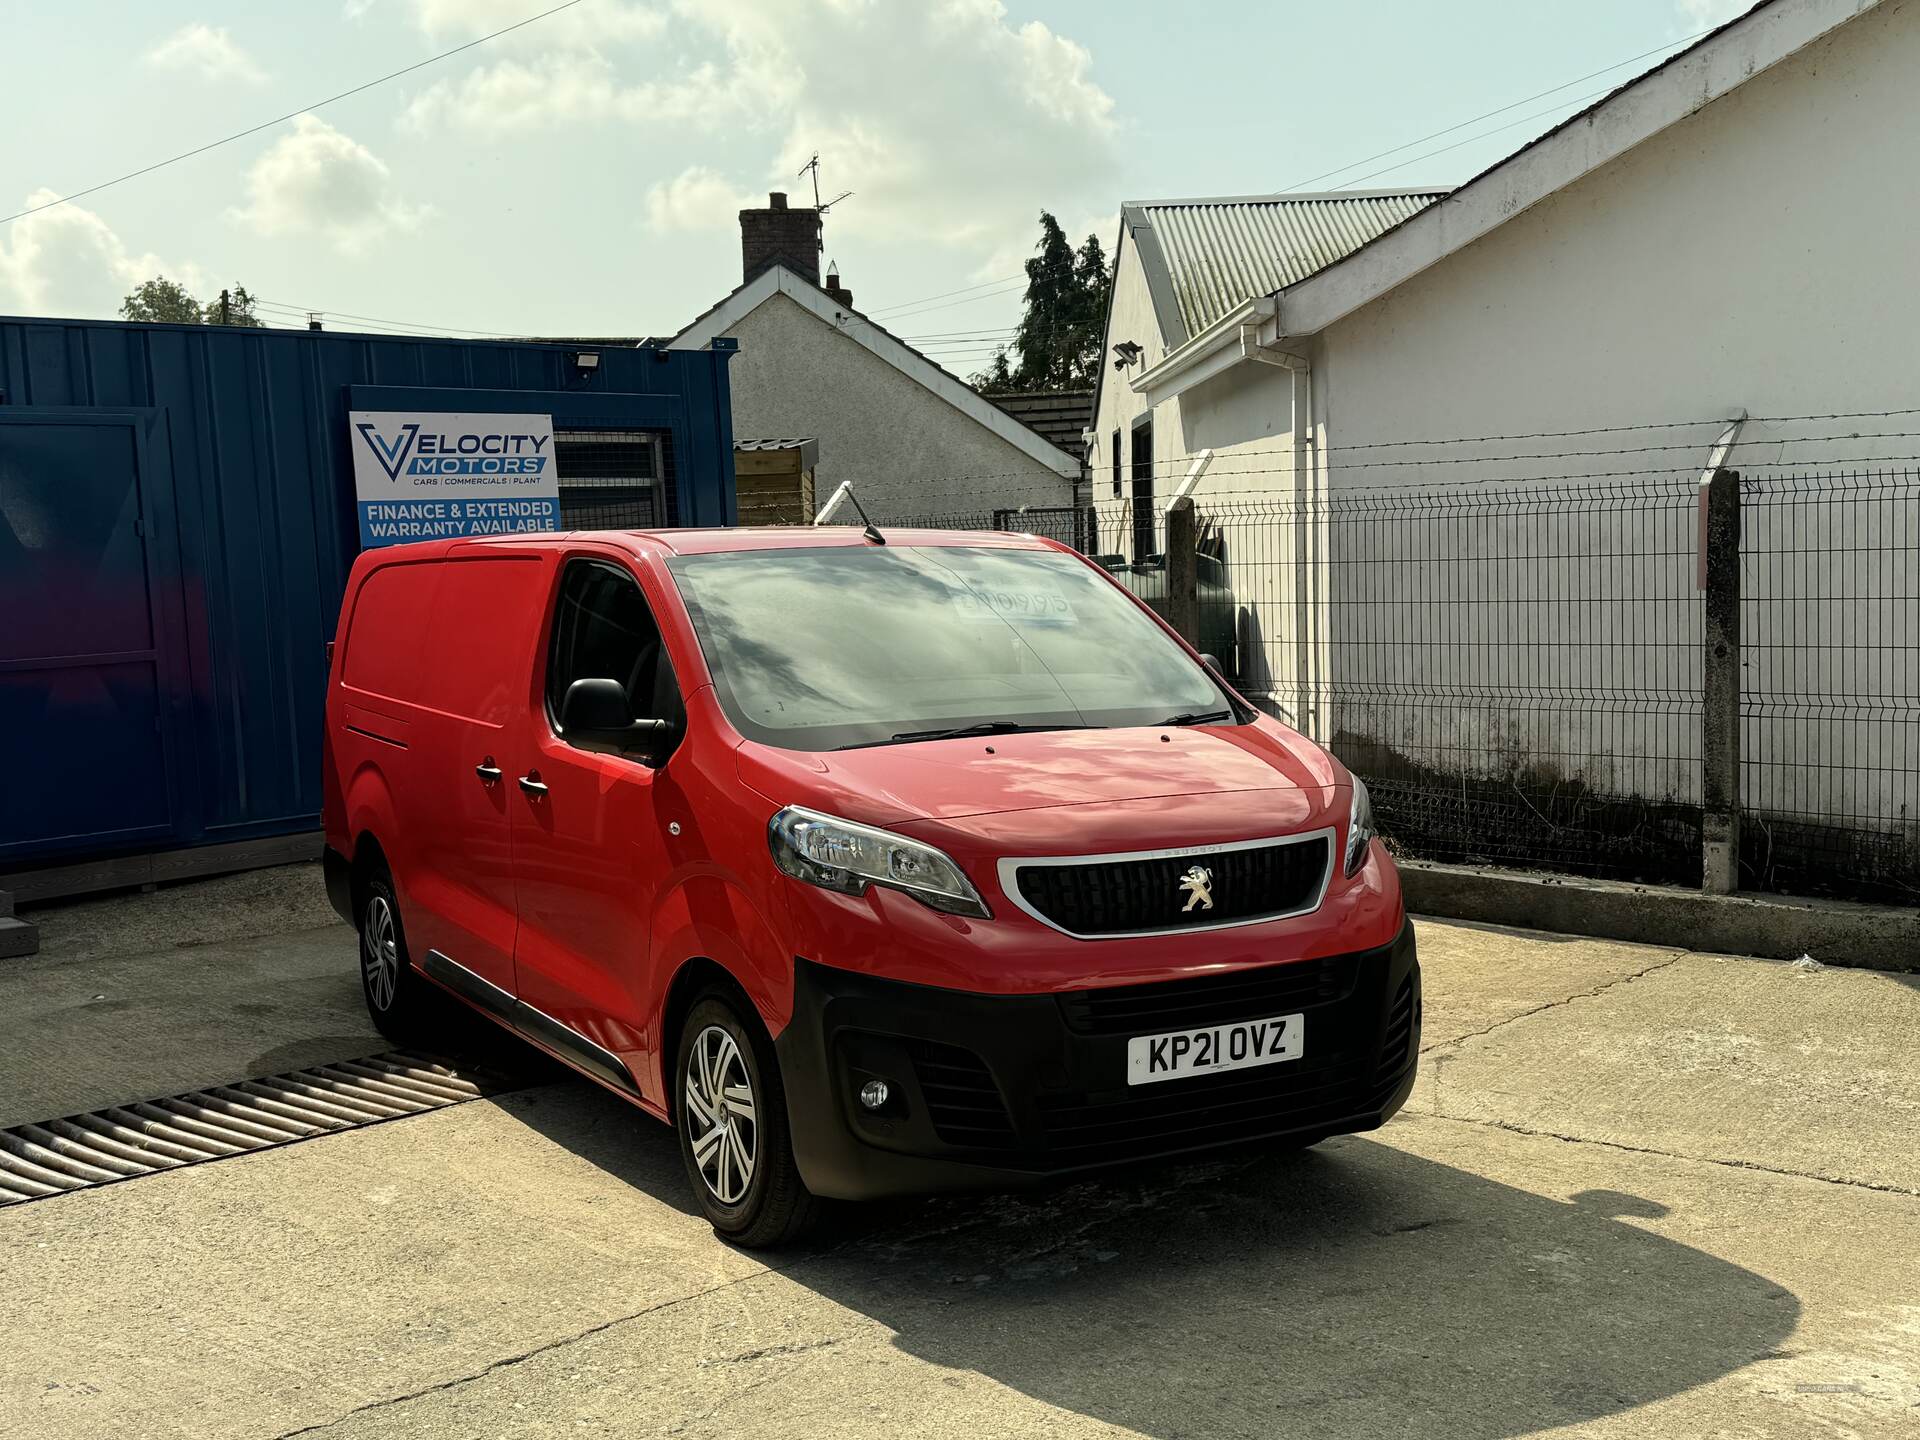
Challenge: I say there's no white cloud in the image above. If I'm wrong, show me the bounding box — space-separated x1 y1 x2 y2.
231 115 425 255
393 0 665 47
0 191 205 320
145 24 266 84
402 50 725 134
405 0 1120 262
644 166 757 232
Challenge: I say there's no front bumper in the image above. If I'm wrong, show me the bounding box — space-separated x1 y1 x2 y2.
776 920 1420 1201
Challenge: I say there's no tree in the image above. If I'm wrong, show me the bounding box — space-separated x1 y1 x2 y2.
118 277 266 326
120 276 203 325
207 285 264 327
972 212 1112 394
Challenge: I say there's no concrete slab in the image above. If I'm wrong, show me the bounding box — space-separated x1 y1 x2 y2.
1411 916 1682 1050
1402 861 1920 973
0 1084 761 1440
1414 950 1920 1195
18 861 337 966
318 1115 1920 1440
4 1100 1914 1440
3 900 1916 1438
0 924 375 1129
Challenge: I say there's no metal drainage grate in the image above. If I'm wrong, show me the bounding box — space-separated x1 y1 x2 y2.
0 1051 505 1206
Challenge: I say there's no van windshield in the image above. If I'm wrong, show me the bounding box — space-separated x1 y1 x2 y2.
665 544 1235 752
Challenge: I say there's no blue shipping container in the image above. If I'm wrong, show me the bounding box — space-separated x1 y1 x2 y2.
0 316 737 869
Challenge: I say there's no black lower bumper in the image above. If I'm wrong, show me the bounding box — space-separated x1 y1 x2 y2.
323 844 355 926
776 921 1420 1201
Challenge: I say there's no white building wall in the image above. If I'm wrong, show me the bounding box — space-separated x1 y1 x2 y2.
719 293 1076 524
1308 0 1920 835
1091 230 1311 712
1140 0 1920 866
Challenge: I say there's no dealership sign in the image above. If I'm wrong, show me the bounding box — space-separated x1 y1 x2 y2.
349 410 561 547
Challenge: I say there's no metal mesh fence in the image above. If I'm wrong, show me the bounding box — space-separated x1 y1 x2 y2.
552 429 677 528
1199 481 1708 884
873 462 1918 903
1740 469 1920 902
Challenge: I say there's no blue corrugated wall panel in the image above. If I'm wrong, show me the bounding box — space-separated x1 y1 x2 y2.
0 315 737 866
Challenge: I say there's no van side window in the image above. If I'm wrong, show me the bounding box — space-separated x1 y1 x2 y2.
546 559 683 754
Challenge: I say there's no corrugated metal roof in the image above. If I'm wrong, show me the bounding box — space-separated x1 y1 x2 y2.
1130 189 1447 339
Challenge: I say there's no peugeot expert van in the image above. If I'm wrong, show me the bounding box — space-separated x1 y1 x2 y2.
321 528 1419 1247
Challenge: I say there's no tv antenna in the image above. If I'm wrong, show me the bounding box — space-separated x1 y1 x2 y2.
797 153 852 214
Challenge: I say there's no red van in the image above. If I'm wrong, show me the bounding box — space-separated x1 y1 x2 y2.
321 528 1417 1246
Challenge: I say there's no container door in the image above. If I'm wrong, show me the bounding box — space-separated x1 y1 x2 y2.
0 415 174 860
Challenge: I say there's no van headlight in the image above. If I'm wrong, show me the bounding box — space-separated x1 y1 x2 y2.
769 806 990 918
1345 775 1377 877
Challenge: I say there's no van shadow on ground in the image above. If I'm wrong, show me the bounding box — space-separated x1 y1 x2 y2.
495 1079 1800 1440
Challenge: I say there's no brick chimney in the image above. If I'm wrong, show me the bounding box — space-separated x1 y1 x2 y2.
739 191 821 287
824 261 853 310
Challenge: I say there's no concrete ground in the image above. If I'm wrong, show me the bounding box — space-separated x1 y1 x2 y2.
1 867 1915 1439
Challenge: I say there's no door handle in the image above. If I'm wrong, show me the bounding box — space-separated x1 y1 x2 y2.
475 759 503 784
518 772 548 797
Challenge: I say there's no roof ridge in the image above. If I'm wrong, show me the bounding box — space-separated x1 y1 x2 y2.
1125 186 1451 209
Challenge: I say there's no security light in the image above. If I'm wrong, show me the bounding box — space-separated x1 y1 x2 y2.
1112 340 1144 368
572 351 601 373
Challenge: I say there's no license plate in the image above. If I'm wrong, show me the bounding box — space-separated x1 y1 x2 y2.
1126 1013 1304 1086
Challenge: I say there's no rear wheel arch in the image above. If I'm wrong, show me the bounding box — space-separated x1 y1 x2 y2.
349 831 391 920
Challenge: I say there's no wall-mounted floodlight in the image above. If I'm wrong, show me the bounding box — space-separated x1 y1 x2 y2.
573 352 601 373
1112 340 1144 368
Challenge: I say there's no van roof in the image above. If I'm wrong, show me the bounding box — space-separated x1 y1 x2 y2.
448 526 1059 557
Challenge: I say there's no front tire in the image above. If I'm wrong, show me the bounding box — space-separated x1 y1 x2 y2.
357 869 437 1045
675 991 816 1248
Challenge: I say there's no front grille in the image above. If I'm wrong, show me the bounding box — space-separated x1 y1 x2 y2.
903 1039 1015 1147
1058 953 1357 1036
1013 835 1331 936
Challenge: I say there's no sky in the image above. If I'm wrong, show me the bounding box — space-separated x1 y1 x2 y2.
0 0 1752 372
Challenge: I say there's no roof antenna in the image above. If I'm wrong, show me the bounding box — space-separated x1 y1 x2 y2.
796 153 853 215
813 479 885 544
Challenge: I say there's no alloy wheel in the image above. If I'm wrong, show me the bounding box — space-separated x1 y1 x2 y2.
362 895 398 1012
683 1024 758 1205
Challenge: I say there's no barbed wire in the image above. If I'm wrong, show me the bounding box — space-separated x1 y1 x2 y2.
876 453 1920 501
862 411 1920 489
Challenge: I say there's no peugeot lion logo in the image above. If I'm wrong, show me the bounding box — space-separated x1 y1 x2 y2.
1179 864 1214 912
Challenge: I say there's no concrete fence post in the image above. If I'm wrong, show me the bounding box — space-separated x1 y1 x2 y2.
1165 495 1200 647
1701 467 1742 894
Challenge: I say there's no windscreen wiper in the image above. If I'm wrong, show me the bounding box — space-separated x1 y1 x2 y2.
840 721 1092 749
1156 709 1235 727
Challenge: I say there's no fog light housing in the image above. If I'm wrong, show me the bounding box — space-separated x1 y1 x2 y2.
858 1078 891 1111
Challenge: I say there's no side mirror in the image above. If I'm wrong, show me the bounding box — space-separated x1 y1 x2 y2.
560 677 669 757
1200 653 1222 673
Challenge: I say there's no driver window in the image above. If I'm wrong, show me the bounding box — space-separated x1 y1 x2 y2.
546 559 682 755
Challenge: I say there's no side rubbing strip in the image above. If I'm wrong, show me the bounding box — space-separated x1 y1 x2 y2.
513 1001 642 1096
421 948 640 1097
422 948 518 1023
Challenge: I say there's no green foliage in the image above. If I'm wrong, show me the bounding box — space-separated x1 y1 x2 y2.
119 277 265 327
209 285 264 327
972 212 1111 395
119 276 203 325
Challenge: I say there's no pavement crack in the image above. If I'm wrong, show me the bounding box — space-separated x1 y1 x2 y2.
265 1267 779 1439
1420 951 1687 1058
1419 1110 1920 1198
703 1337 840 1367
